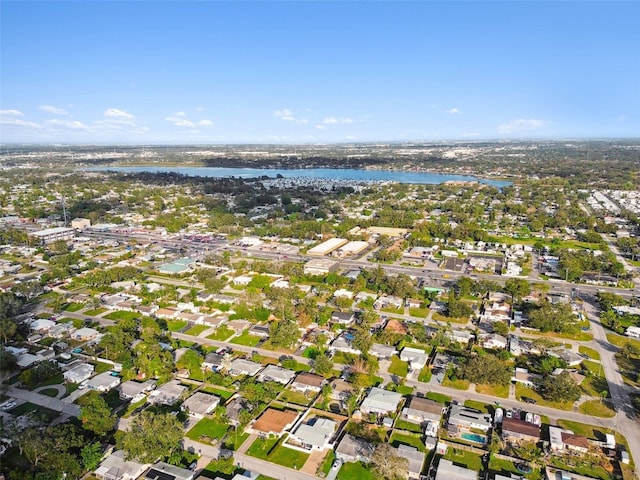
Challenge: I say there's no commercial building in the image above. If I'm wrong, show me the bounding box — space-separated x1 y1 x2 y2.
303 258 339 275
29 227 75 245
307 238 348 256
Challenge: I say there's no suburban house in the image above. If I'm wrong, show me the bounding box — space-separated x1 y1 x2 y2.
448 329 473 344
86 371 121 392
143 461 194 480
401 396 444 426
360 387 403 415
257 365 296 385
95 450 149 480
227 319 252 335
551 349 583 367
202 352 226 372
71 327 99 341
119 380 155 402
397 444 426 480
335 434 375 464
250 408 298 437
288 417 337 451
228 358 262 377
329 333 361 355
329 378 355 402
63 363 95 384
370 343 397 359
248 324 270 338
399 347 429 370
181 392 220 418
549 426 590 454
331 311 356 325
291 372 325 393
511 368 542 387
447 404 492 435
226 396 251 427
435 459 479 480
501 418 541 444
480 333 508 350
149 380 187 405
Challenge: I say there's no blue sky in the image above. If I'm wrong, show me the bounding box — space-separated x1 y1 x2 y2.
1 1 638 144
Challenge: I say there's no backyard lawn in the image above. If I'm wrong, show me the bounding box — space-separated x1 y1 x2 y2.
475 383 509 398
578 345 601 361
202 386 235 400
268 443 309 469
390 432 425 452
394 419 424 433
442 448 483 472
280 389 315 406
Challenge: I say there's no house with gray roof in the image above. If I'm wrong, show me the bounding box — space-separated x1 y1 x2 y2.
401 396 444 425
447 404 492 434
370 343 397 359
360 387 403 415
257 365 295 385
397 444 425 480
119 380 155 402
181 392 220 418
335 434 375 464
86 371 121 392
95 450 149 480
149 380 187 405
288 417 337 451
229 358 262 376
435 459 479 480
63 363 94 384
144 461 194 480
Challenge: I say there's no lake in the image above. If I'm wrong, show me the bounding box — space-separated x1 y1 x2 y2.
87 166 511 187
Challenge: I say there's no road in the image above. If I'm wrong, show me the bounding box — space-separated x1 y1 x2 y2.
582 298 640 479
5 385 80 417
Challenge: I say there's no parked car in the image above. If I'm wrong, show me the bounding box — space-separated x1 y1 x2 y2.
506 409 513 419
522 396 537 404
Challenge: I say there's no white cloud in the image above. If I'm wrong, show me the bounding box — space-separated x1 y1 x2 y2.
323 117 353 124
447 108 461 114
274 109 295 121
497 118 546 134
39 105 69 115
46 119 88 129
197 120 214 127
273 109 307 124
197 106 204 112
174 111 187 117
316 124 327 130
104 108 135 119
0 117 40 128
0 109 24 117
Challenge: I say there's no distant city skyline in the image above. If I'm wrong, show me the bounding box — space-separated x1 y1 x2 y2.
1 1 639 144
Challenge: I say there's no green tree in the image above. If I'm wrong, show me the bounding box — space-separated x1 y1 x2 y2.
80 395 117 437
269 319 300 348
538 372 581 402
503 278 531 304
457 353 512 386
118 411 183 463
370 443 410 480
352 328 373 354
312 354 334 376
621 342 640 359
81 442 104 471
492 321 509 336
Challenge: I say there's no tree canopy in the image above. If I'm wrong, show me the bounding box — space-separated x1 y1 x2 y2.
118 411 183 463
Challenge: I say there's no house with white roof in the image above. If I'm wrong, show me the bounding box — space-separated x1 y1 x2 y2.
399 347 429 370
95 450 149 480
119 380 155 402
288 417 337 451
63 363 95 384
181 392 220 418
228 358 262 377
149 380 187 405
360 387 403 415
86 371 121 392
257 365 295 385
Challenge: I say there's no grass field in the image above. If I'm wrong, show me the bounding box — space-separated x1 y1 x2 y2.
394 419 423 433
476 383 509 398
186 418 229 442
104 310 140 321
388 356 409 377
515 384 574 410
578 400 615 418
425 392 451 405
606 333 640 350
202 386 235 400
181 324 207 336
418 366 432 383
280 389 315 406
578 345 601 361
63 302 85 312
84 307 107 316
230 331 262 347
337 462 376 480
207 326 234 341
166 320 188 332
443 376 470 390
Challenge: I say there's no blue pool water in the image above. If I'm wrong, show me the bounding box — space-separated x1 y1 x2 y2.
461 432 486 444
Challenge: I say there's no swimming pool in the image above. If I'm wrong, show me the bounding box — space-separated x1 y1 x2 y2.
461 432 486 444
